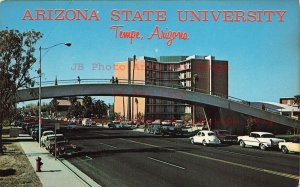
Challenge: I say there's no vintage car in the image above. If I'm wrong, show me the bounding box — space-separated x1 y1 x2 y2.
41 130 54 147
278 138 300 154
190 130 221 146
214 130 238 144
147 124 162 135
50 141 77 157
66 123 79 130
161 125 182 136
238 132 285 150
44 134 65 150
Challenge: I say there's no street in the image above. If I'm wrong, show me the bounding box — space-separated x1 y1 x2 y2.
64 129 299 187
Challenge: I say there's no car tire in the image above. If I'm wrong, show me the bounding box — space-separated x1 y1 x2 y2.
191 138 195 144
281 146 288 154
259 143 267 151
202 140 207 146
239 140 245 148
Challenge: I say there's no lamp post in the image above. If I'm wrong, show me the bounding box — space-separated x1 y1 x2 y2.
135 98 138 121
192 74 199 125
38 43 71 147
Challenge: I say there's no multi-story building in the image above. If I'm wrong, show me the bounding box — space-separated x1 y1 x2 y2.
114 55 228 122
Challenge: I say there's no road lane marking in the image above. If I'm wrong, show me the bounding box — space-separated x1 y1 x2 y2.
120 138 300 180
99 142 117 149
147 157 186 170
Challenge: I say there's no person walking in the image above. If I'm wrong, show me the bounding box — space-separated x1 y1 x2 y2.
115 77 119 84
77 76 81 84
111 76 115 84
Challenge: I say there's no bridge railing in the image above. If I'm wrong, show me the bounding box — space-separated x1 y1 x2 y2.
26 78 296 121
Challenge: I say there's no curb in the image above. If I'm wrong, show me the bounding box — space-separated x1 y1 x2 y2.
59 159 101 187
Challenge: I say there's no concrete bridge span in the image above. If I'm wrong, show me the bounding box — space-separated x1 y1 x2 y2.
16 84 300 128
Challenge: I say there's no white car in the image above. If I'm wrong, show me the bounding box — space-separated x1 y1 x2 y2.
41 130 54 147
190 130 221 146
278 138 300 154
82 118 93 126
44 134 65 150
238 132 285 150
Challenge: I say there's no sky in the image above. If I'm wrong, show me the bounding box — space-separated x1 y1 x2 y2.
0 0 299 105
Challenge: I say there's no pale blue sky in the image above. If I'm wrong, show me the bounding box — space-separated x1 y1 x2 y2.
1 0 299 105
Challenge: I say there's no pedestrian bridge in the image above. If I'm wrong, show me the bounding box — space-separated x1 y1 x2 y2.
16 80 299 128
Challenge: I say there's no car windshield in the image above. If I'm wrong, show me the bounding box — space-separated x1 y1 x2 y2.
261 134 275 138
44 132 53 136
208 132 215 136
48 136 65 141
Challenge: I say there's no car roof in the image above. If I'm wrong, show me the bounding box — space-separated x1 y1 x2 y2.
47 134 64 137
251 132 274 135
200 130 214 133
43 130 54 133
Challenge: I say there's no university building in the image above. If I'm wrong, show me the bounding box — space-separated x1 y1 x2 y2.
114 55 228 122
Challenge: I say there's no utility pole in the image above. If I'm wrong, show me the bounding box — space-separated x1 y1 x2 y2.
192 74 199 125
127 57 131 121
131 55 136 122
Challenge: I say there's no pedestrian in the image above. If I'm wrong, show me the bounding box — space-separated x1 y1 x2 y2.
262 104 266 110
77 76 81 84
115 77 119 84
111 76 115 84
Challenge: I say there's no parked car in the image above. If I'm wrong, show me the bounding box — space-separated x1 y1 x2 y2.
44 134 65 150
278 138 300 154
152 119 161 125
161 120 172 125
120 121 132 129
50 141 77 157
41 130 54 147
147 124 162 135
161 125 187 136
238 132 285 150
214 130 238 144
108 121 121 128
66 123 79 129
82 118 93 126
190 130 221 146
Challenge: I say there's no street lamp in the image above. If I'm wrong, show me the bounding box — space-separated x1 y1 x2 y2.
192 74 199 125
38 43 71 147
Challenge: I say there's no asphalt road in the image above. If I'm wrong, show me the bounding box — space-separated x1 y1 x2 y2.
64 128 300 187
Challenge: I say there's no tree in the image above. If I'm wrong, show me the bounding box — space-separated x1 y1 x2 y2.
50 98 59 117
82 96 93 118
246 117 257 134
67 102 84 118
68 96 77 105
0 29 42 154
93 99 108 118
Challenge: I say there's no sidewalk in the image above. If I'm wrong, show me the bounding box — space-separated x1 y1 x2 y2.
17 134 101 187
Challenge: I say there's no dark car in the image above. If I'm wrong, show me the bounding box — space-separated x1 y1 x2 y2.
161 125 185 136
50 141 77 157
214 130 238 144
